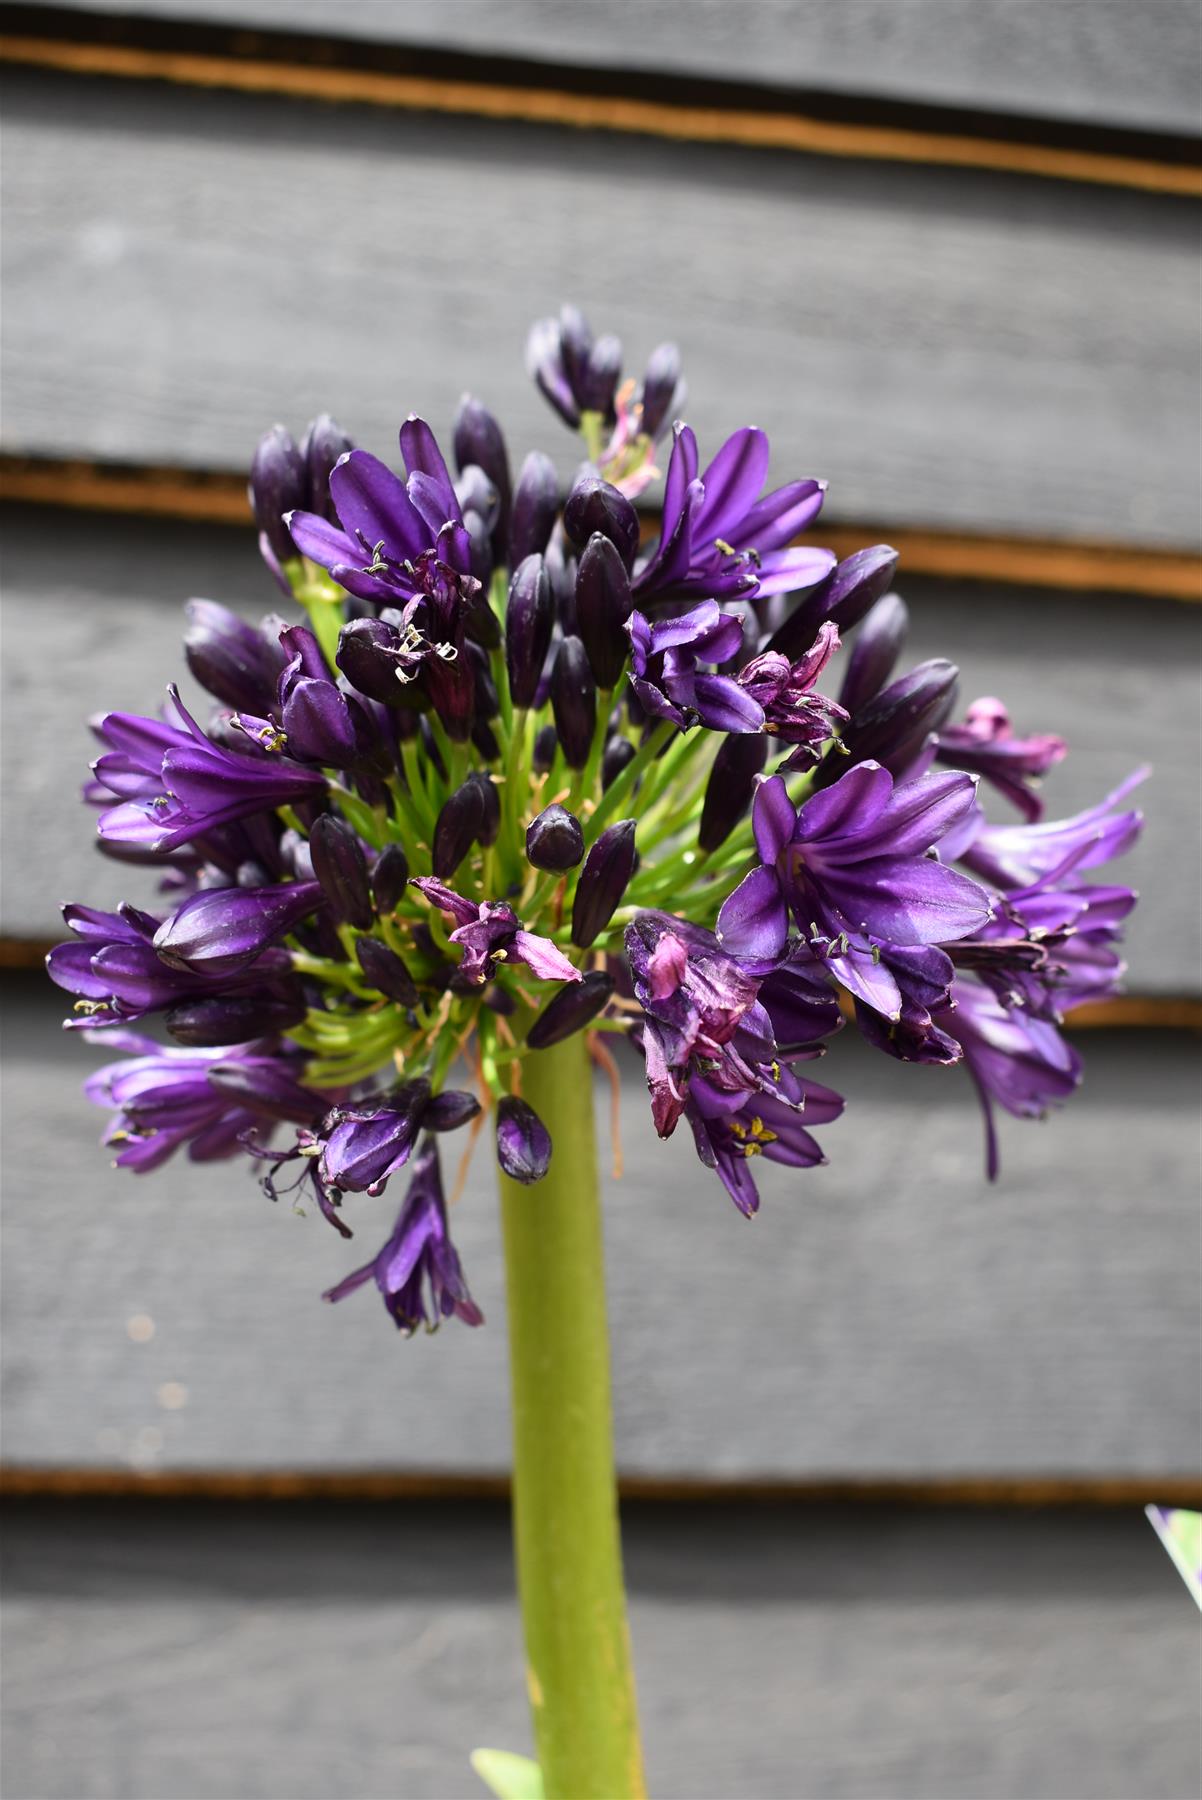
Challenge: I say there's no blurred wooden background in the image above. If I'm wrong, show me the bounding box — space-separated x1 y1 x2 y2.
2 4 1200 1795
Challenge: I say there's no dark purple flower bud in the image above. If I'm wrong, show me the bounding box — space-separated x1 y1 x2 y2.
309 814 373 930
532 723 559 774
320 1079 432 1194
601 734 637 789
550 635 597 768
206 1058 324 1125
164 986 308 1046
839 593 909 714
371 843 410 913
698 733 768 853
423 1089 482 1132
183 600 287 713
580 333 622 416
768 544 899 660
505 554 554 709
831 659 959 780
153 880 324 975
558 303 593 397
571 820 637 948
355 935 419 1007
509 451 560 568
432 779 486 879
300 413 353 521
336 617 415 708
495 1095 552 1185
526 802 585 871
280 677 358 767
468 770 501 847
638 342 684 442
464 509 494 590
250 425 306 564
453 396 512 552
562 474 640 570
456 464 500 531
527 970 615 1049
575 533 632 689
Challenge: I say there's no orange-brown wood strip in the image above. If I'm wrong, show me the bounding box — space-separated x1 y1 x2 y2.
1 33 1200 200
1 1464 1198 1508
3 455 1199 602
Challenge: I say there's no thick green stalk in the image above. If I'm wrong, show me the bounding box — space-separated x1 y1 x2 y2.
497 1033 646 1800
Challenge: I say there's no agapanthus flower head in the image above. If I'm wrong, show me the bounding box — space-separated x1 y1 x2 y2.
51 301 1145 1324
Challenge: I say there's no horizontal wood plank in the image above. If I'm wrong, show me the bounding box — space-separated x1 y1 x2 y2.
4 1501 1200 1799
3 978 1198 1479
2 73 1199 546
14 0 1202 138
3 507 1194 992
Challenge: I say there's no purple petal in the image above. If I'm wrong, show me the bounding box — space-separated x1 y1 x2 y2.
329 450 428 561
798 761 893 844
822 857 993 946
692 674 765 734
695 428 771 541
752 774 797 864
716 866 789 959
511 930 582 983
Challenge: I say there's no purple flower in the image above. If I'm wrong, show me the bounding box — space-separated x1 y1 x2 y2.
323 1137 483 1334
318 1080 433 1196
626 601 763 733
961 770 1146 889
287 419 469 605
633 425 834 606
47 901 299 1029
686 1067 845 1219
625 912 843 1214
83 1030 324 1173
152 880 326 975
935 697 1067 821
411 879 581 986
933 977 1082 1180
95 688 325 856
717 763 993 962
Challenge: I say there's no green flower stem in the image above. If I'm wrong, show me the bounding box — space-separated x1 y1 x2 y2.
497 1033 646 1800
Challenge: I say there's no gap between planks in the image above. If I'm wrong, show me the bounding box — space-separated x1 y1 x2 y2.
3 456 1199 603
0 26 1199 199
1 1465 1199 1508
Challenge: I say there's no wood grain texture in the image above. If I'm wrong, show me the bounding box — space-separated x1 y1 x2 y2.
16 0 1202 136
4 1500 1201 1799
2 74 1199 546
3 977 1198 1479
3 507 1195 991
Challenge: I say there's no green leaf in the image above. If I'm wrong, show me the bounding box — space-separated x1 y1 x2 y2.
469 1748 544 1800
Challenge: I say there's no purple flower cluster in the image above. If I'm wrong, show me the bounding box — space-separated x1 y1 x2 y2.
50 303 1145 1324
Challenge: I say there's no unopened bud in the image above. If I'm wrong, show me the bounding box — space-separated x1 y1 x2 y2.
355 936 419 1007
309 814 373 930
165 988 307 1047
371 843 410 913
249 424 306 563
601 734 637 789
526 803 585 871
562 474 640 570
509 450 559 568
432 779 485 878
505 554 554 709
495 1096 552 1185
571 820 637 947
575 533 632 689
839 593 909 714
698 734 768 853
527 971 615 1049
550 635 597 768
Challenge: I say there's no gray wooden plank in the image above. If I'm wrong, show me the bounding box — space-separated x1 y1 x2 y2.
3 1501 1200 1800
24 0 1202 137
2 974 1198 1478
2 73 1199 545
3 506 1195 994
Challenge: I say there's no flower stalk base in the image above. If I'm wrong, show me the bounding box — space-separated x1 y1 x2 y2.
497 1032 646 1800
